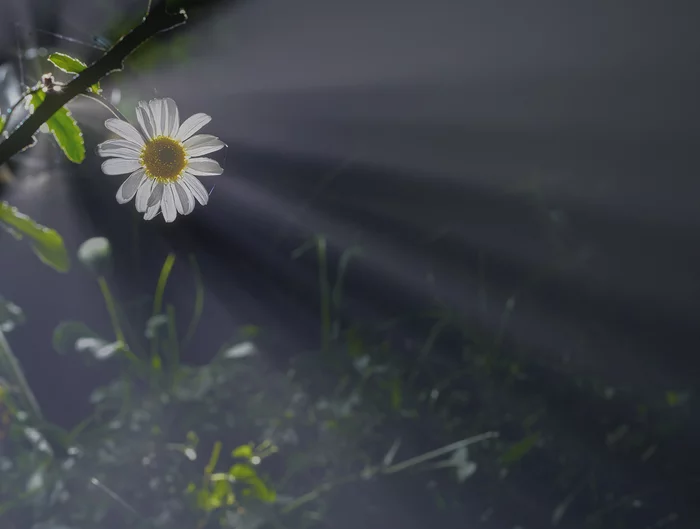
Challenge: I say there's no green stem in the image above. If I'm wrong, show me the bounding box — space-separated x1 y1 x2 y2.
383 431 498 475
282 431 499 514
98 276 126 344
97 276 139 366
183 254 204 347
316 236 331 352
151 253 176 359
0 328 42 420
166 304 179 370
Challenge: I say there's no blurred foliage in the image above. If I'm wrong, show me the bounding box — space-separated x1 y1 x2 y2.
0 232 695 529
0 202 70 272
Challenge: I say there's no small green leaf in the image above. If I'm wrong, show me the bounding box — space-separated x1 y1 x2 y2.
28 90 85 163
239 324 260 339
229 464 276 503
447 446 477 483
52 321 120 361
205 441 222 475
0 202 70 272
390 376 402 410
552 491 576 526
232 444 254 459
48 52 87 74
186 431 199 446
223 341 257 359
500 432 540 465
665 390 689 407
0 114 5 133
0 295 25 333
48 53 100 93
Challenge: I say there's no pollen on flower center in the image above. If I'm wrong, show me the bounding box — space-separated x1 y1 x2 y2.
140 136 186 181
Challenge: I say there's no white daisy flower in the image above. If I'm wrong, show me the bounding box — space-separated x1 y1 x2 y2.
97 98 224 222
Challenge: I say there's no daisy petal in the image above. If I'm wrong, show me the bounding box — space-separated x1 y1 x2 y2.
184 134 225 157
162 185 177 223
136 179 156 213
187 157 223 176
148 99 163 136
97 139 142 159
102 158 142 175
116 168 146 204
136 102 155 140
164 98 180 137
182 172 209 206
145 101 159 137
158 99 169 137
175 113 211 142
173 181 194 215
156 99 168 137
147 183 164 208
144 203 161 221
104 118 144 147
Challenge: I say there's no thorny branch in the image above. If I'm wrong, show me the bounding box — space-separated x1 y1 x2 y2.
0 0 187 165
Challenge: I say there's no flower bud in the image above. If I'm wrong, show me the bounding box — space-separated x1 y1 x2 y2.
77 237 112 276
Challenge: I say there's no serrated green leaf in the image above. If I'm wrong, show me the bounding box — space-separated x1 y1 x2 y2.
48 52 87 74
28 90 85 163
0 202 70 272
48 53 100 94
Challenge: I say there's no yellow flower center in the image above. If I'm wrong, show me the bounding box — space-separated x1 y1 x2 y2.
140 136 186 182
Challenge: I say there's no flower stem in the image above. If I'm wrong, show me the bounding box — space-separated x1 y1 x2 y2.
98 276 125 344
281 431 499 514
78 92 129 122
97 276 139 366
316 236 331 352
0 328 42 420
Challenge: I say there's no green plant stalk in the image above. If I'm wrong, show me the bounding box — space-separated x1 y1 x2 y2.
97 276 141 369
183 254 204 347
316 236 331 352
98 276 126 344
204 441 222 477
282 431 499 514
166 304 180 372
383 431 498 475
332 247 361 310
478 250 487 315
151 253 176 359
153 253 176 316
0 328 42 420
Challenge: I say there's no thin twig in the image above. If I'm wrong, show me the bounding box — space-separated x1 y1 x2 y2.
79 92 129 122
282 431 499 514
0 0 187 165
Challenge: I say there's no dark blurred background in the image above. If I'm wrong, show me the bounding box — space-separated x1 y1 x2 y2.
1 0 700 528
